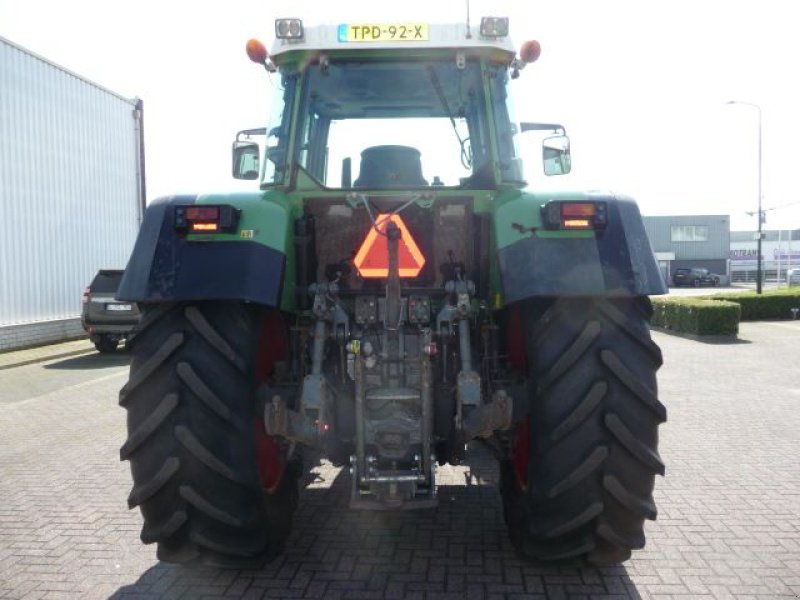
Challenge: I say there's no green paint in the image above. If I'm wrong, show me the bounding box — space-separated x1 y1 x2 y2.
492 188 594 250
189 193 291 250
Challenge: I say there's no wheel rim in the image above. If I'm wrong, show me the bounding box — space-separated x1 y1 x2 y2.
511 418 530 490
254 417 284 492
254 310 289 494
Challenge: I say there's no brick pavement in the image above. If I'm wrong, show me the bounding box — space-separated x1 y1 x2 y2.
1 321 799 599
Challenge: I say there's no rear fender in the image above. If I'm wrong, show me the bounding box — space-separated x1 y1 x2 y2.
493 190 667 303
118 192 294 308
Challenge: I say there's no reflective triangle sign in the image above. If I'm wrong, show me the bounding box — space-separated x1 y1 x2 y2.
353 214 426 278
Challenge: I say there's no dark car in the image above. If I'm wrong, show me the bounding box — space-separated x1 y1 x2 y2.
671 267 721 287
81 269 141 352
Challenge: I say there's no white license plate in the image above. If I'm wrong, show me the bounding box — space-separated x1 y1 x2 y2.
106 304 132 311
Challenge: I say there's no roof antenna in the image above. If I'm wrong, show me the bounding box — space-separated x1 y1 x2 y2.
465 0 472 39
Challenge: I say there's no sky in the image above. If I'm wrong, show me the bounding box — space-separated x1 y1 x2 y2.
1 0 798 231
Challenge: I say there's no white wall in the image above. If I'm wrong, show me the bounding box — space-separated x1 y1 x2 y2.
0 37 142 328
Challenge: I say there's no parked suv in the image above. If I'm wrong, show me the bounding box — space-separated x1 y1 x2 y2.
81 269 140 352
672 267 721 287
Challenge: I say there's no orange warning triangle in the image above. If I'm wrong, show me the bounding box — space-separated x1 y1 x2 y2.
353 214 426 278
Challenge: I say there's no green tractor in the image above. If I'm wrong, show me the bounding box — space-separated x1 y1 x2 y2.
118 16 667 568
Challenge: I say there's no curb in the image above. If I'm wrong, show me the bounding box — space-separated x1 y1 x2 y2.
650 326 743 345
0 347 96 371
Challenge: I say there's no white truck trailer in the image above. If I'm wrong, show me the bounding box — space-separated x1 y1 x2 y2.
0 35 145 351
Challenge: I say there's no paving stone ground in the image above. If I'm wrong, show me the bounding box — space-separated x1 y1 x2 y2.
1 321 799 599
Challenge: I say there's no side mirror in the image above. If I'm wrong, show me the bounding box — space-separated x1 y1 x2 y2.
543 135 571 176
232 141 260 180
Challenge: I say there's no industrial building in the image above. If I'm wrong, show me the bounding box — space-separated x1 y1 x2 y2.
729 229 800 283
642 214 799 286
642 215 731 284
0 37 145 351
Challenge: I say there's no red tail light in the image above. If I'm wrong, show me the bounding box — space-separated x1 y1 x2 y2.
186 206 220 221
174 205 240 234
560 203 597 217
542 201 608 230
81 286 90 304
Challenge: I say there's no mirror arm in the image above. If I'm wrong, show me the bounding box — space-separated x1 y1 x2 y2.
235 127 267 142
521 122 566 135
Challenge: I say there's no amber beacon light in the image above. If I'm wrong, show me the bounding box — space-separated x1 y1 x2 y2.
246 39 268 64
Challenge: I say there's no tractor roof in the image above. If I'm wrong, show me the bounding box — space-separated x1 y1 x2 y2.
268 21 517 62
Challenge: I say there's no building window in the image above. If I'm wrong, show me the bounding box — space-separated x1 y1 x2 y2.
671 225 709 242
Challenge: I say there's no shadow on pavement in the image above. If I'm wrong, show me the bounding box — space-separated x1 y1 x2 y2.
652 328 752 345
110 447 641 599
44 351 131 370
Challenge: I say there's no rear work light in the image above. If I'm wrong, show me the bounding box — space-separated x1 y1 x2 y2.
541 201 608 231
174 205 240 234
480 16 509 38
275 18 304 39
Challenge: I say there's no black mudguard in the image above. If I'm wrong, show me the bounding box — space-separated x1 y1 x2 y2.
498 194 667 303
118 195 285 306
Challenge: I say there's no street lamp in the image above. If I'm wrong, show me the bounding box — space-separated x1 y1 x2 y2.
726 100 763 294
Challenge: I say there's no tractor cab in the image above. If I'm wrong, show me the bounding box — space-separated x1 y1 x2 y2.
233 18 569 191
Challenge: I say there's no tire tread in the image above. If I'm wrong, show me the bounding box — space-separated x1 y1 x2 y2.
605 413 666 475
127 457 180 508
499 297 665 564
179 485 243 527
121 302 299 567
546 446 608 499
537 321 601 392
600 350 667 422
120 394 179 460
119 332 184 404
174 425 243 483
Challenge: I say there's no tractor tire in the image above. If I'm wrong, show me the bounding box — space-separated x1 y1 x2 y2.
94 335 118 353
500 297 666 565
119 302 300 567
